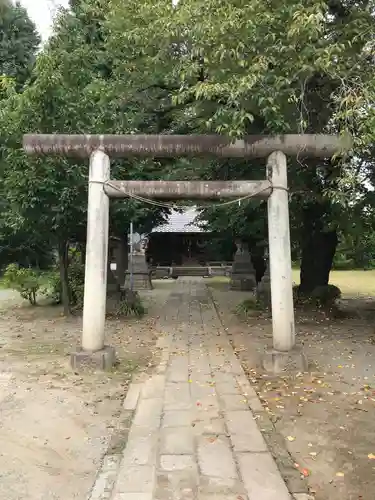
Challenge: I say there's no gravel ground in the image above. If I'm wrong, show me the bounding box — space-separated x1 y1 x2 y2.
0 282 171 500
210 282 375 500
4 278 374 500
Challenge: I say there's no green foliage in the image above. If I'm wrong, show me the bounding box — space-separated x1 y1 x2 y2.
311 284 342 308
1 0 375 298
44 271 61 304
0 0 169 290
333 254 355 270
68 261 85 309
235 297 262 317
45 260 85 309
113 290 146 318
3 263 40 305
107 0 375 290
294 283 342 309
333 218 375 269
0 1 42 273
0 0 40 88
109 0 374 139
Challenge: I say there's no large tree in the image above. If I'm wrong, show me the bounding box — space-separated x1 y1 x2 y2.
2 0 374 306
0 0 40 88
0 0 168 312
107 0 375 291
0 0 42 269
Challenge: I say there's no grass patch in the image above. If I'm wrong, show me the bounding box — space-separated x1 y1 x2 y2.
206 270 375 298
205 276 230 290
235 297 263 316
0 278 8 289
113 290 146 317
292 269 375 297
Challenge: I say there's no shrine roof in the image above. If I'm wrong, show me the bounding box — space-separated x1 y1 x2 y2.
151 207 209 233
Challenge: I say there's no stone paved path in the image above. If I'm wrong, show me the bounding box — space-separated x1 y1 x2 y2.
92 278 292 500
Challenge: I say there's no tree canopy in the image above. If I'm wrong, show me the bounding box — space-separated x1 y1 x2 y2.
0 0 42 267
106 0 375 289
0 0 40 89
0 0 374 302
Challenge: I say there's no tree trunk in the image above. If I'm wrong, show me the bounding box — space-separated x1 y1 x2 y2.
78 242 86 265
300 229 338 294
58 240 71 315
29 290 37 306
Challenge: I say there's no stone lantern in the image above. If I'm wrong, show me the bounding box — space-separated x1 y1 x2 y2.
230 240 257 291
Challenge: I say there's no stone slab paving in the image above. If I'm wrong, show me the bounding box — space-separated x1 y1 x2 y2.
110 277 292 500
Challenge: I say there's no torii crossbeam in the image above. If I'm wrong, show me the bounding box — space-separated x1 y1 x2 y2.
23 133 351 373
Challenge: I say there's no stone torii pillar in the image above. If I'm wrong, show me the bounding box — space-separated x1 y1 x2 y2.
79 150 115 368
23 133 350 372
263 151 298 372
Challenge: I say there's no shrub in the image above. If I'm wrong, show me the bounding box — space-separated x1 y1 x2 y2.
235 297 262 316
294 284 341 309
3 263 40 305
68 261 85 309
311 284 341 308
293 285 312 306
45 265 146 317
43 271 61 304
333 257 355 270
113 289 146 317
44 261 85 309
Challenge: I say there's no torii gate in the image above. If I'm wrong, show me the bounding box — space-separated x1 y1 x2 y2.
23 134 349 371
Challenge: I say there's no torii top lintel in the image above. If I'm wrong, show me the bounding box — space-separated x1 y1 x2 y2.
23 134 351 159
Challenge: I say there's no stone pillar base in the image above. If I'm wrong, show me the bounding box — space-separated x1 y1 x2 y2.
262 347 308 374
70 345 116 371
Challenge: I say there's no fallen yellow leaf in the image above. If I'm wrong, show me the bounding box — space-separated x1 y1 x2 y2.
336 472 345 477
286 436 296 442
368 453 375 460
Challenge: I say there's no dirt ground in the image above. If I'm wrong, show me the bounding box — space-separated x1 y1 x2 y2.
0 283 171 500
209 280 375 500
2 276 375 500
